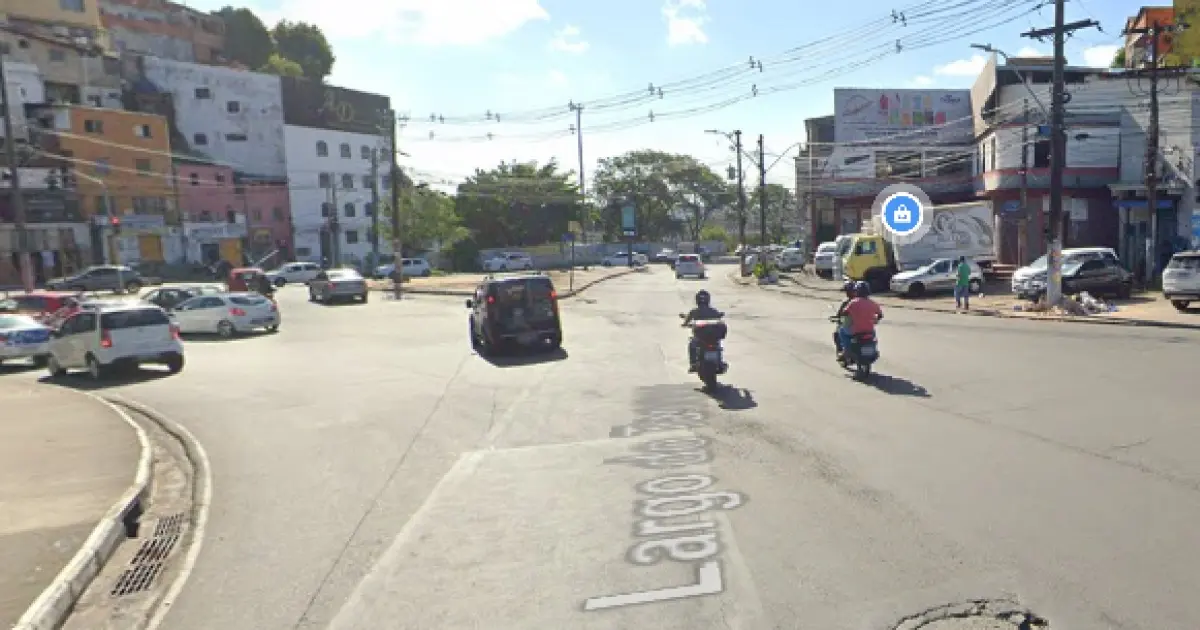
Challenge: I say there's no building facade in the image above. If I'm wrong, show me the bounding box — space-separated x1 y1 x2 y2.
0 27 122 107
174 157 246 265
0 0 105 38
37 104 180 265
133 56 287 178
240 178 292 265
100 0 225 64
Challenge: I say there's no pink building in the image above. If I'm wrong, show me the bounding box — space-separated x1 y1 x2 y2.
240 177 294 265
175 158 247 265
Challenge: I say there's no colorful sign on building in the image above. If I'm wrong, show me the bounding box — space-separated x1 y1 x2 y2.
833 89 973 145
279 77 392 135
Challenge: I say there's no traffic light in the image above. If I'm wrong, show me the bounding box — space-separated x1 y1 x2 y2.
109 215 121 234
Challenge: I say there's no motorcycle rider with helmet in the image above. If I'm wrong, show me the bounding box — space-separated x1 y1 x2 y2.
682 289 724 372
832 280 857 356
838 281 883 358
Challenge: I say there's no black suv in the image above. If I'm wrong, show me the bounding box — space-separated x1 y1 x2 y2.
466 274 563 354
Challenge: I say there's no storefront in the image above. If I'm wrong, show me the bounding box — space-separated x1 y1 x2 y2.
0 223 90 286
90 214 181 266
183 222 248 265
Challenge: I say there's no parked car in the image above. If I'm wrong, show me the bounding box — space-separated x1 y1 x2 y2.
889 258 984 297
3 290 83 325
602 252 648 267
376 258 433 279
674 254 706 279
482 252 534 272
651 248 677 265
812 242 838 278
264 261 322 286
308 268 369 304
170 292 280 337
0 313 52 367
45 265 143 294
1163 250 1200 311
45 303 184 380
466 274 562 355
778 247 806 271
142 284 224 311
1060 257 1133 298
1011 247 1119 299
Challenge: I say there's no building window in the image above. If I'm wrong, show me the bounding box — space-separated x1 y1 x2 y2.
134 124 152 138
226 209 237 223
215 173 226 184
193 132 207 145
361 175 372 189
381 175 391 189
343 202 355 218
339 143 351 158
189 173 199 186
199 210 213 221
135 159 151 175
316 141 328 157
194 87 211 99
83 119 103 133
60 0 85 12
364 202 374 216
1033 138 1051 168
272 207 284 220
361 145 371 159
95 195 108 214
226 101 240 113
321 202 333 218
345 230 359 244
318 173 331 188
341 174 353 189
225 133 247 142
49 49 67 62
252 208 262 220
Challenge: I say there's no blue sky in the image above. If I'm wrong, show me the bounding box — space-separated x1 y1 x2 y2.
189 0 1129 190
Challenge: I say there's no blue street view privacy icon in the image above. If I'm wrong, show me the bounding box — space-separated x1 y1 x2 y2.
881 191 924 237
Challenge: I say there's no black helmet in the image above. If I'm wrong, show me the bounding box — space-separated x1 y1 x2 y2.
842 281 856 296
854 281 870 297
695 290 711 307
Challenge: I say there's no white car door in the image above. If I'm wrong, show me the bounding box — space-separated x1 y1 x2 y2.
57 312 96 368
49 314 79 367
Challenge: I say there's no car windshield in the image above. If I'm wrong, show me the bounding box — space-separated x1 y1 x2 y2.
0 314 41 329
100 308 170 329
1168 255 1200 270
230 295 271 306
328 270 361 280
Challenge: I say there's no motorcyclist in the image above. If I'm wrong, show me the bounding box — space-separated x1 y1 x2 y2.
254 272 276 300
832 280 856 356
839 281 883 357
682 289 723 372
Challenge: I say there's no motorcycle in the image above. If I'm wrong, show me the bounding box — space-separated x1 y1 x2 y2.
680 313 728 391
828 307 879 379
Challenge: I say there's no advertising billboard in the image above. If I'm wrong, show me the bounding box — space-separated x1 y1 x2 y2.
280 77 392 135
834 88 973 145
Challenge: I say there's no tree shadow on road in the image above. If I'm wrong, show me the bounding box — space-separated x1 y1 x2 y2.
712 386 757 410
478 347 569 368
38 368 175 391
865 373 931 397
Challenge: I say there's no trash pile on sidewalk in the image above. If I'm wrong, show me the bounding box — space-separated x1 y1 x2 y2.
1011 291 1118 317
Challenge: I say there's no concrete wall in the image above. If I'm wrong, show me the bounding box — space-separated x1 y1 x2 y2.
139 57 286 177
0 62 44 142
284 125 387 264
176 162 237 221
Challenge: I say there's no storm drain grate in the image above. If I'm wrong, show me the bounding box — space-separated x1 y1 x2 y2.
110 562 164 597
109 514 186 598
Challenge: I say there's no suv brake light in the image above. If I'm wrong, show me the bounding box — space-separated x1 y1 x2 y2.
486 295 495 305
549 290 557 299
170 323 181 340
100 329 113 348
229 307 247 317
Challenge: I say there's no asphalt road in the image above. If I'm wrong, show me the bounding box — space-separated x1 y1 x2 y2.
10 264 1200 629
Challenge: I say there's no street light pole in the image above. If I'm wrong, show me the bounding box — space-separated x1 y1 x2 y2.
0 50 33 292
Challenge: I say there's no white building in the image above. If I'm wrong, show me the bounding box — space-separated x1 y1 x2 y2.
284 125 390 265
136 57 287 177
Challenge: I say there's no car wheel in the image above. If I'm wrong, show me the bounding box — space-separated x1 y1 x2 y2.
124 281 142 294
421 269 432 277
1172 300 1191 312
32 355 49 368
547 332 562 351
217 320 236 338
968 279 982 294
46 355 67 378
675 273 682 279
602 261 612 267
308 288 317 302
165 354 184 374
360 292 369 303
85 354 105 381
469 317 481 351
906 282 925 298
274 278 287 287
70 284 87 292
266 325 280 333
1116 283 1133 299
699 273 706 280
479 330 496 357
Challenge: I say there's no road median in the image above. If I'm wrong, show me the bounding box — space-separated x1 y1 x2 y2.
367 266 642 298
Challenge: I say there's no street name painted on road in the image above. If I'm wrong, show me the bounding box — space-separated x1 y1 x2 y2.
584 407 748 612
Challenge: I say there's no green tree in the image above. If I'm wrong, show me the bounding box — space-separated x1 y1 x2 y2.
1111 48 1127 68
272 21 336 81
591 150 731 242
454 161 582 248
747 183 797 244
699 225 731 248
378 187 468 252
214 7 274 70
261 53 303 77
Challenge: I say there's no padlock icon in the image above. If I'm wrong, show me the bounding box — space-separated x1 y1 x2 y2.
894 204 912 224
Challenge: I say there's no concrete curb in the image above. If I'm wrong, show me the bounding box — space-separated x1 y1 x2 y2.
13 391 153 630
375 267 642 299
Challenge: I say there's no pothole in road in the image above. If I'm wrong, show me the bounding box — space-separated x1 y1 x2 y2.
891 599 1049 630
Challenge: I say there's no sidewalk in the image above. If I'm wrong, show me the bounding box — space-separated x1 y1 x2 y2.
0 383 144 629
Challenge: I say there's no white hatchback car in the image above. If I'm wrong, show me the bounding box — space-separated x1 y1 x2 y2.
265 262 322 286
170 292 280 337
674 254 706 279
483 252 534 272
602 252 648 267
47 303 184 380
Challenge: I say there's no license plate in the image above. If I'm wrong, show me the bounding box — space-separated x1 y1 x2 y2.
518 332 537 344
704 350 721 361
252 317 272 324
859 346 876 357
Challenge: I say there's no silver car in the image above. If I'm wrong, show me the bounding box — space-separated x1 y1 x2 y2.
308 268 369 304
0 313 52 367
890 258 983 297
1162 251 1200 311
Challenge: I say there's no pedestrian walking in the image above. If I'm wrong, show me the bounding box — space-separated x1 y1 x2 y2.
954 256 971 311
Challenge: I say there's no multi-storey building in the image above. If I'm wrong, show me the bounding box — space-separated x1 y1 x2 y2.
100 0 225 64
31 104 180 264
173 156 247 265
0 0 105 42
280 77 392 265
0 24 122 106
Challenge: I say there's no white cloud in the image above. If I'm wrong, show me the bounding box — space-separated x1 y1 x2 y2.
910 75 934 87
1082 44 1121 67
548 69 568 85
549 25 589 54
933 54 987 77
253 0 550 46
1015 46 1047 57
663 0 709 46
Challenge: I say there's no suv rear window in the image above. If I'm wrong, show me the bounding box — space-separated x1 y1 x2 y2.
101 308 170 329
230 295 270 306
679 255 699 262
490 278 555 305
1168 255 1200 270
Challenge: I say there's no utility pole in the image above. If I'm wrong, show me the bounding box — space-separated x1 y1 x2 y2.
570 103 586 250
388 110 403 299
369 149 380 266
757 134 767 247
734 130 747 274
329 177 340 266
1023 6 1099 305
1019 100 1029 265
0 51 33 292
